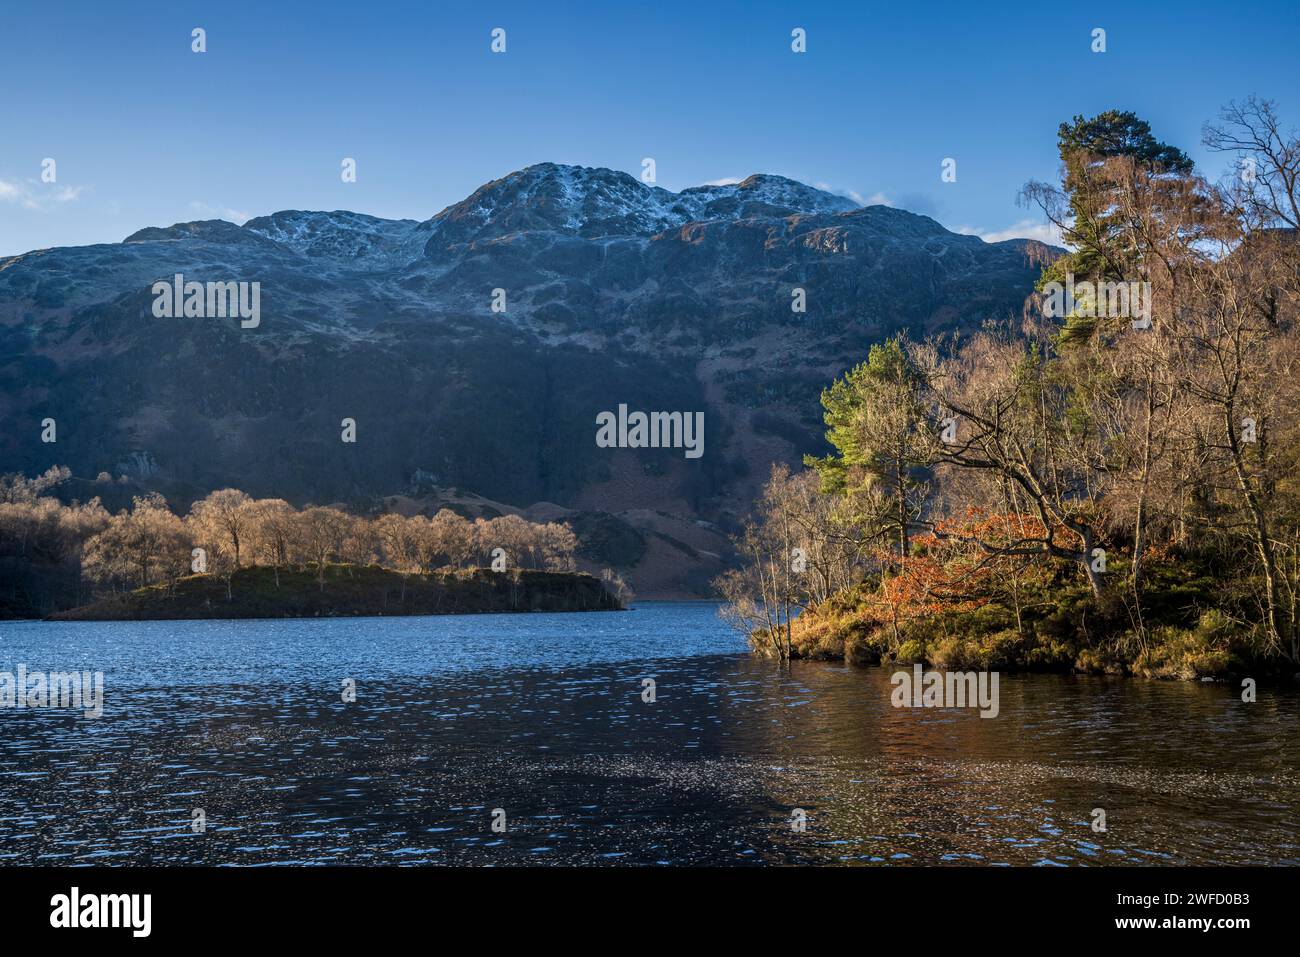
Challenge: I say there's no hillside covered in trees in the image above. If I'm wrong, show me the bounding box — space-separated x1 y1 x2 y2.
717 100 1300 680
0 469 631 618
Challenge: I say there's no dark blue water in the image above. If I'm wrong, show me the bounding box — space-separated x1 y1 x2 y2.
1 603 1297 865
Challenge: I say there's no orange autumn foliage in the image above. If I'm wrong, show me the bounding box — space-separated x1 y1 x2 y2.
869 508 1054 622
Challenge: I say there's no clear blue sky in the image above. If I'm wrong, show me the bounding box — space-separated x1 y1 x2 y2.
2 0 1297 256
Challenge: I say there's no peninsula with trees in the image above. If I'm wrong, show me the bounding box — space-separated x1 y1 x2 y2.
717 101 1300 681
0 471 629 619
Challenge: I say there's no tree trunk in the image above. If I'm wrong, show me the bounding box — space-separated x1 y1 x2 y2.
1131 383 1155 591
894 459 909 560
1079 528 1105 597
1225 408 1286 652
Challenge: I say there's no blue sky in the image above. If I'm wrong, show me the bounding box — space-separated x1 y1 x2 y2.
2 0 1297 256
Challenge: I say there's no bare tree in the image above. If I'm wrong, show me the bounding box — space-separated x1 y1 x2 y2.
189 489 255 568
294 506 352 590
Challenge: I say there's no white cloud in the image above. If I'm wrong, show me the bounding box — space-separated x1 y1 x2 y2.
0 178 84 210
188 201 251 224
956 219 1063 245
699 177 743 187
814 181 875 207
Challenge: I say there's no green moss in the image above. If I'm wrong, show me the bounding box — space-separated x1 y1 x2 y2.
1131 610 1243 679
895 639 926 663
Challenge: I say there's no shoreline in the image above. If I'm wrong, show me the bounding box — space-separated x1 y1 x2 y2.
49 564 624 622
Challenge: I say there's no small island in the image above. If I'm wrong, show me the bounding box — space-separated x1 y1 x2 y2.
0 476 632 621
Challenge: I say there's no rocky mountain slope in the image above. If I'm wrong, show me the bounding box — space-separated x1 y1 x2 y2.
0 163 1058 596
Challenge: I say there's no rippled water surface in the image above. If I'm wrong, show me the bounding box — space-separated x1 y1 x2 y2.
2 603 1298 865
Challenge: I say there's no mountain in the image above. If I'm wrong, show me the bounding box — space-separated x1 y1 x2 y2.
0 163 1059 596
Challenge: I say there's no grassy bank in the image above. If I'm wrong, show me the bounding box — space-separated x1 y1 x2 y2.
784 556 1293 681
51 563 622 620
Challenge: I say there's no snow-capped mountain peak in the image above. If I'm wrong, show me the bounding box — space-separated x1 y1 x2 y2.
421 163 862 249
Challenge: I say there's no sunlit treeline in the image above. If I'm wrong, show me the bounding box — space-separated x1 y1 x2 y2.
0 467 579 608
